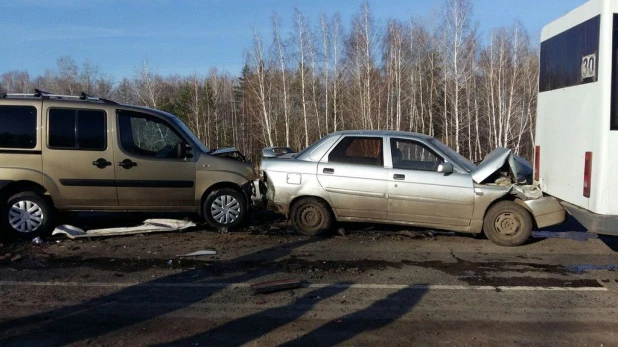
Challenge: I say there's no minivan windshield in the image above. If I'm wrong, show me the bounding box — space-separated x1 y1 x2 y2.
428 138 476 172
171 117 209 153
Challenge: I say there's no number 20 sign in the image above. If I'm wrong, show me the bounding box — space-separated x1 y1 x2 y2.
581 53 596 80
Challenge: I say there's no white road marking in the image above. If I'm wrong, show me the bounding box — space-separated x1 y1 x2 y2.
0 281 608 292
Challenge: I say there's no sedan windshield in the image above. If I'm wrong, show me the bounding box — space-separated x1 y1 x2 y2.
428 138 476 172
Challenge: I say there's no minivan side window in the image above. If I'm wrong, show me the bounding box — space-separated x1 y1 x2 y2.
328 136 383 166
391 138 442 171
118 110 185 159
48 108 106 150
0 105 37 149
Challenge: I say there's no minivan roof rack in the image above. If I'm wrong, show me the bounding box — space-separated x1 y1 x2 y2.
2 92 38 98
1 89 118 105
79 91 118 105
34 88 51 97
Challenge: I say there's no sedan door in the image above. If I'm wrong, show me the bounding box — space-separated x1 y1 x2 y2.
387 137 475 227
317 136 389 220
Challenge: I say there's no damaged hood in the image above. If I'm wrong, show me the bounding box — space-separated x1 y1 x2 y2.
211 147 241 155
209 147 248 162
472 148 533 184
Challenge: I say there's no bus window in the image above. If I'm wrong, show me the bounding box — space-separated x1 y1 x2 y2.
539 15 600 93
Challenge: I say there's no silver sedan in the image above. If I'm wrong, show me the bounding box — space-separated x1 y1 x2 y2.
259 130 565 246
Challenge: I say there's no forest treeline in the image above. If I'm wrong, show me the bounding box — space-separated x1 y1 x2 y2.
0 0 539 162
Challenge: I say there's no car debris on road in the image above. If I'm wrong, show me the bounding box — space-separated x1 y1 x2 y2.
250 279 303 294
177 250 217 257
51 219 196 240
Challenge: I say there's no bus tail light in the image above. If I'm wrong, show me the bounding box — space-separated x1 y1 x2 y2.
534 146 540 181
583 151 592 198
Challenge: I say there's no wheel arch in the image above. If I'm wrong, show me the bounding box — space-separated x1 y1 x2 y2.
0 180 54 208
483 196 537 231
288 195 334 218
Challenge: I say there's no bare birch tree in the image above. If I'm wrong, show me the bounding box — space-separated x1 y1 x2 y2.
294 8 310 147
247 28 274 147
132 58 162 108
272 13 291 147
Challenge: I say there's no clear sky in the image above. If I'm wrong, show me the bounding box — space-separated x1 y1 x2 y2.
0 0 586 79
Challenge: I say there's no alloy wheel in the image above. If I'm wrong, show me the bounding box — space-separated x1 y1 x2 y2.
8 200 44 233
211 195 241 225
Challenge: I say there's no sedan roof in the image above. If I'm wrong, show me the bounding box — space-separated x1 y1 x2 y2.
328 130 434 140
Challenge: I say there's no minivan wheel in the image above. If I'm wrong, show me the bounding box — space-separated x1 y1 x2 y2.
483 201 533 247
203 188 247 229
290 198 333 236
2 192 54 239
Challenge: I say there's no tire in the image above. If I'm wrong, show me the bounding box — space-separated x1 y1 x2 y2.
290 198 333 236
203 188 247 229
2 191 54 239
483 200 533 247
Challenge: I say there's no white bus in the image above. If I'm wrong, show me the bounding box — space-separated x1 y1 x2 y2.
536 0 618 235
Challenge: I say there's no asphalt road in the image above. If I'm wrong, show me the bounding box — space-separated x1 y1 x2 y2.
1 215 617 346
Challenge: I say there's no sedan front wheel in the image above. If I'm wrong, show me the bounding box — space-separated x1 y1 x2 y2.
483 200 533 247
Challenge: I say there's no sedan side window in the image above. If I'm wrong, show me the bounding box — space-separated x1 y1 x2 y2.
328 136 383 166
391 138 442 171
118 110 185 159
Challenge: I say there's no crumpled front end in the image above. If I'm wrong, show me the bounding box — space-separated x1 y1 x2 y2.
473 148 565 228
210 147 249 162
258 153 328 217
472 148 533 185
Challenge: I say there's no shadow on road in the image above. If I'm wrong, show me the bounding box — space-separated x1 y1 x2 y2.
1 230 429 346
154 283 353 346
153 284 428 346
279 286 428 346
599 235 618 252
540 216 618 252
0 237 321 345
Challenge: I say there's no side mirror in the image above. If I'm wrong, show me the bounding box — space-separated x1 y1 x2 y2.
176 143 193 159
437 162 453 174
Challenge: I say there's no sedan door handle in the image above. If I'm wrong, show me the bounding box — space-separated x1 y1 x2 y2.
92 158 112 169
393 174 405 180
323 168 334 174
119 159 138 169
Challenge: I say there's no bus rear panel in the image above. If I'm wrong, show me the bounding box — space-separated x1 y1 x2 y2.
536 0 618 235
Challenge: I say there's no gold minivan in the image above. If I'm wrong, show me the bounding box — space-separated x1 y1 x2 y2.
0 90 257 238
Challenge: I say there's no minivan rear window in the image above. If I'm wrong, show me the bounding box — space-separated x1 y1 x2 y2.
0 105 37 149
48 108 106 150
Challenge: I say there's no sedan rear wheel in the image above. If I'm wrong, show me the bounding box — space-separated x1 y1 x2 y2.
483 200 533 247
290 198 332 236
